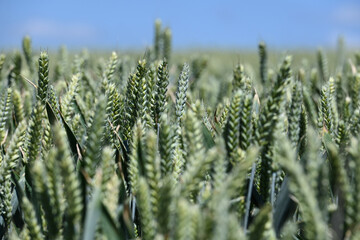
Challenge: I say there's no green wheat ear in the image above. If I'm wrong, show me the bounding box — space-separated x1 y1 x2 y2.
174 199 199 240
12 89 25 125
32 159 60 239
143 130 161 214
105 82 122 148
102 51 118 91
288 80 303 147
258 41 268 84
232 64 246 92
348 138 360 231
43 148 63 236
60 73 80 121
248 205 276 240
256 56 292 200
128 120 143 194
0 54 5 74
317 49 329 82
52 124 83 239
154 60 169 125
0 88 12 144
136 177 157 240
163 27 172 62
104 51 118 81
325 140 352 234
276 136 327 240
21 196 43 240
175 63 190 124
154 19 162 60
122 59 147 140
83 96 106 179
22 36 33 74
224 89 242 162
8 51 22 85
239 92 253 151
319 85 332 134
37 51 49 103
158 113 174 176
0 178 12 226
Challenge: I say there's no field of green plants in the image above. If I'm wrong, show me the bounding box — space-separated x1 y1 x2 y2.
0 21 360 240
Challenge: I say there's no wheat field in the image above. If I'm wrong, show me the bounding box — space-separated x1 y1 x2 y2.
0 21 360 240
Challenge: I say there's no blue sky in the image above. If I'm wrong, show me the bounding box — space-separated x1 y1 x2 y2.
0 0 359 50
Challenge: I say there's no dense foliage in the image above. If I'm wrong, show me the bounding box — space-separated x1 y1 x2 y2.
0 21 360 239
